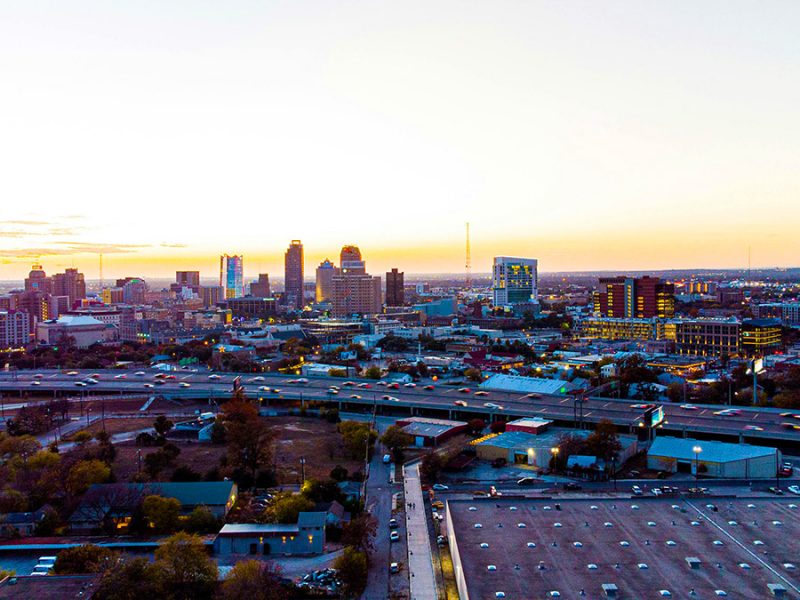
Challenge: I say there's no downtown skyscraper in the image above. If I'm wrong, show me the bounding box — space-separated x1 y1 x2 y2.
221 254 244 299
284 240 304 308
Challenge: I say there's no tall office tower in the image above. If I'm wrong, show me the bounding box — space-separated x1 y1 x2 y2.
0 311 31 349
340 245 366 275
593 276 674 318
122 278 148 304
15 290 50 332
52 268 86 307
284 240 304 307
385 268 404 306
250 273 271 297
221 255 244 299
492 257 538 307
176 271 200 287
25 264 52 294
49 295 71 319
315 259 338 302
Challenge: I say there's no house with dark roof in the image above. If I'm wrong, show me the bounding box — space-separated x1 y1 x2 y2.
0 508 49 538
69 481 237 533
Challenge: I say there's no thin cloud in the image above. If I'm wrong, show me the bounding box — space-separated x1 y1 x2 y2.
160 243 187 248
0 242 149 258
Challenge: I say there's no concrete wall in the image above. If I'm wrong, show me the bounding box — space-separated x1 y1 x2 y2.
445 502 469 600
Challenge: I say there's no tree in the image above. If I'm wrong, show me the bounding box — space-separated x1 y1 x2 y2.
219 395 274 482
489 421 506 434
94 557 163 600
341 513 376 552
330 465 348 481
66 459 111 496
143 495 181 533
585 419 622 462
338 421 377 460
364 365 382 380
184 506 220 534
153 532 218 600
154 415 174 438
380 426 412 453
333 547 368 598
774 389 800 409
464 368 483 383
54 544 117 574
467 419 486 436
264 492 314 524
219 560 289 600
419 450 446 483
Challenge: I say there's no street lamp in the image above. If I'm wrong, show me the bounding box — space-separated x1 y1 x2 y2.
693 445 702 481
551 447 560 474
300 457 306 486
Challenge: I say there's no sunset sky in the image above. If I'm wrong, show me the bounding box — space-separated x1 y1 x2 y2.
2 1 800 281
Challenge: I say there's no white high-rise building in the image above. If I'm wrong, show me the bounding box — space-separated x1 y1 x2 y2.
492 256 538 307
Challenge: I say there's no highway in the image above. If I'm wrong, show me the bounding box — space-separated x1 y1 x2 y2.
2 368 800 449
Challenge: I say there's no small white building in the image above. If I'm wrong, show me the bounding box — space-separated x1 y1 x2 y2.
36 315 114 348
647 437 780 478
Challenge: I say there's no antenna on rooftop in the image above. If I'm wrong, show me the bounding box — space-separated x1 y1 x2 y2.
465 222 472 289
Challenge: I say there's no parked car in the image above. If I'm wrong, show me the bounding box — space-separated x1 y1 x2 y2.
390 562 400 574
389 518 398 529
423 385 435 390
787 485 800 496
432 484 449 491
631 485 643 496
390 531 400 542
437 535 447 545
769 486 784 495
517 477 537 486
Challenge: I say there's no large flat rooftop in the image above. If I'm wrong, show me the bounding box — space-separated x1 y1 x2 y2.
446 496 800 599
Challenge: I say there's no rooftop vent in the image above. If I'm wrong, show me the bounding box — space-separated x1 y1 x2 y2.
767 583 787 597
527 542 536 548
587 564 598 570
739 563 750 569
713 540 724 546
685 557 701 570
620 541 630 547
601 583 619 598
666 540 677 546
647 521 656 527
637 563 648 569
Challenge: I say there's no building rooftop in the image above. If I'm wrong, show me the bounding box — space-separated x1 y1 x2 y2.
649 437 778 463
479 374 575 395
446 497 800 600
398 417 466 439
0 575 100 599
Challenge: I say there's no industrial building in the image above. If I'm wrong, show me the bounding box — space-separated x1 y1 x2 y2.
446 497 800 600
215 511 326 556
396 417 467 447
647 437 780 478
479 373 577 395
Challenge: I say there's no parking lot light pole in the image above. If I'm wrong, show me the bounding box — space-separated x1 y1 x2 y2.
693 445 702 482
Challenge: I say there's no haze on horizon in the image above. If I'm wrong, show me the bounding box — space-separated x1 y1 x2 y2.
2 1 800 281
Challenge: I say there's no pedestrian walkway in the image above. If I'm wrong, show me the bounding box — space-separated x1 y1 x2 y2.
403 462 437 600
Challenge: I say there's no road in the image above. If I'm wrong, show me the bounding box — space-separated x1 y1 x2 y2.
3 368 800 447
362 443 392 600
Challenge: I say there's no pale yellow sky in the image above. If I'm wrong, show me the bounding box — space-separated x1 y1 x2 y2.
2 1 800 280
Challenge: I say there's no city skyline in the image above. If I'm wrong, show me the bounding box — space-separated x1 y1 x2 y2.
3 2 800 278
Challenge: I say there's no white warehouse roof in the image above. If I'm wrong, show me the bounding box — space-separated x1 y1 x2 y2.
479 374 576 395
648 437 777 463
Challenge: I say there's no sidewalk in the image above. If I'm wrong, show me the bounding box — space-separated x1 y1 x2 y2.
403 462 437 600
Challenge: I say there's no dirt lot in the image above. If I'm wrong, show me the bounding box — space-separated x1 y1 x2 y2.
108 416 363 485
267 416 363 485
63 417 156 441
113 441 227 482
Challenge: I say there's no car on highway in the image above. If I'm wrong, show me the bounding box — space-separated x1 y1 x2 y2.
89 373 101 379
474 391 489 396
631 485 643 495
432 484 449 491
31 381 41 386
84 378 98 385
259 386 270 391
381 395 392 400
423 385 435 390
114 374 127 379
328 388 339 395
779 412 800 418
390 531 400 542
74 381 87 387
679 404 699 410
272 388 281 394
404 383 416 388
526 393 542 399
387 383 400 389
454 400 468 407
483 402 504 410
357 383 371 388
66 371 79 376
208 374 221 380
33 373 44 379
630 403 655 409
296 378 310 384
713 408 742 416
787 485 800 496
743 425 764 431
134 371 146 376
251 376 265 382
342 381 355 387
458 387 471 393
179 382 191 388
350 394 361 400
517 477 538 486
781 422 800 430
143 383 154 388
